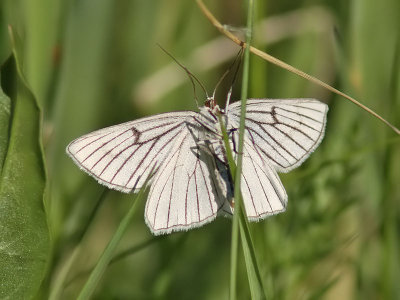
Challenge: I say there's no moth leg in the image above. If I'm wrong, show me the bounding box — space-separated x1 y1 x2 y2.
228 128 243 155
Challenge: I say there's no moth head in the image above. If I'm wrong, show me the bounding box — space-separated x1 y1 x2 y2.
204 96 216 109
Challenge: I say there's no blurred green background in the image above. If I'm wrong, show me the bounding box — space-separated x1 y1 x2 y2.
0 0 399 299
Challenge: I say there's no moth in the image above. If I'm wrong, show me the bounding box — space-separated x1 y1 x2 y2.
67 96 328 235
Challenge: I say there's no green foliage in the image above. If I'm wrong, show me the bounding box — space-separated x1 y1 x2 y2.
77 183 150 300
0 0 399 299
0 29 49 298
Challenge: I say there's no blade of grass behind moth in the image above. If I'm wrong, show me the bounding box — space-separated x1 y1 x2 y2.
77 169 155 300
48 188 109 300
63 236 166 291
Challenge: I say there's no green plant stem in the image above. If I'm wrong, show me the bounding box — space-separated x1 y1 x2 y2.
218 115 238 299
229 0 255 299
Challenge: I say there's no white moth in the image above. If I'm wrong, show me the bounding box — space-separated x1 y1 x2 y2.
67 97 328 235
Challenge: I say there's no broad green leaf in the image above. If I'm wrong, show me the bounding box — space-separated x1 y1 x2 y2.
0 28 49 299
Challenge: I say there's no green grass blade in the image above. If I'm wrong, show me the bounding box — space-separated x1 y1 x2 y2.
234 0 253 189
238 208 266 299
233 0 267 299
218 4 266 296
49 189 109 300
218 114 239 299
220 113 266 300
77 183 151 300
62 236 166 292
0 27 49 299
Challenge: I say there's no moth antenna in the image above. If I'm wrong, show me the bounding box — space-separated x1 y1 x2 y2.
157 43 209 108
212 48 244 108
212 48 243 129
